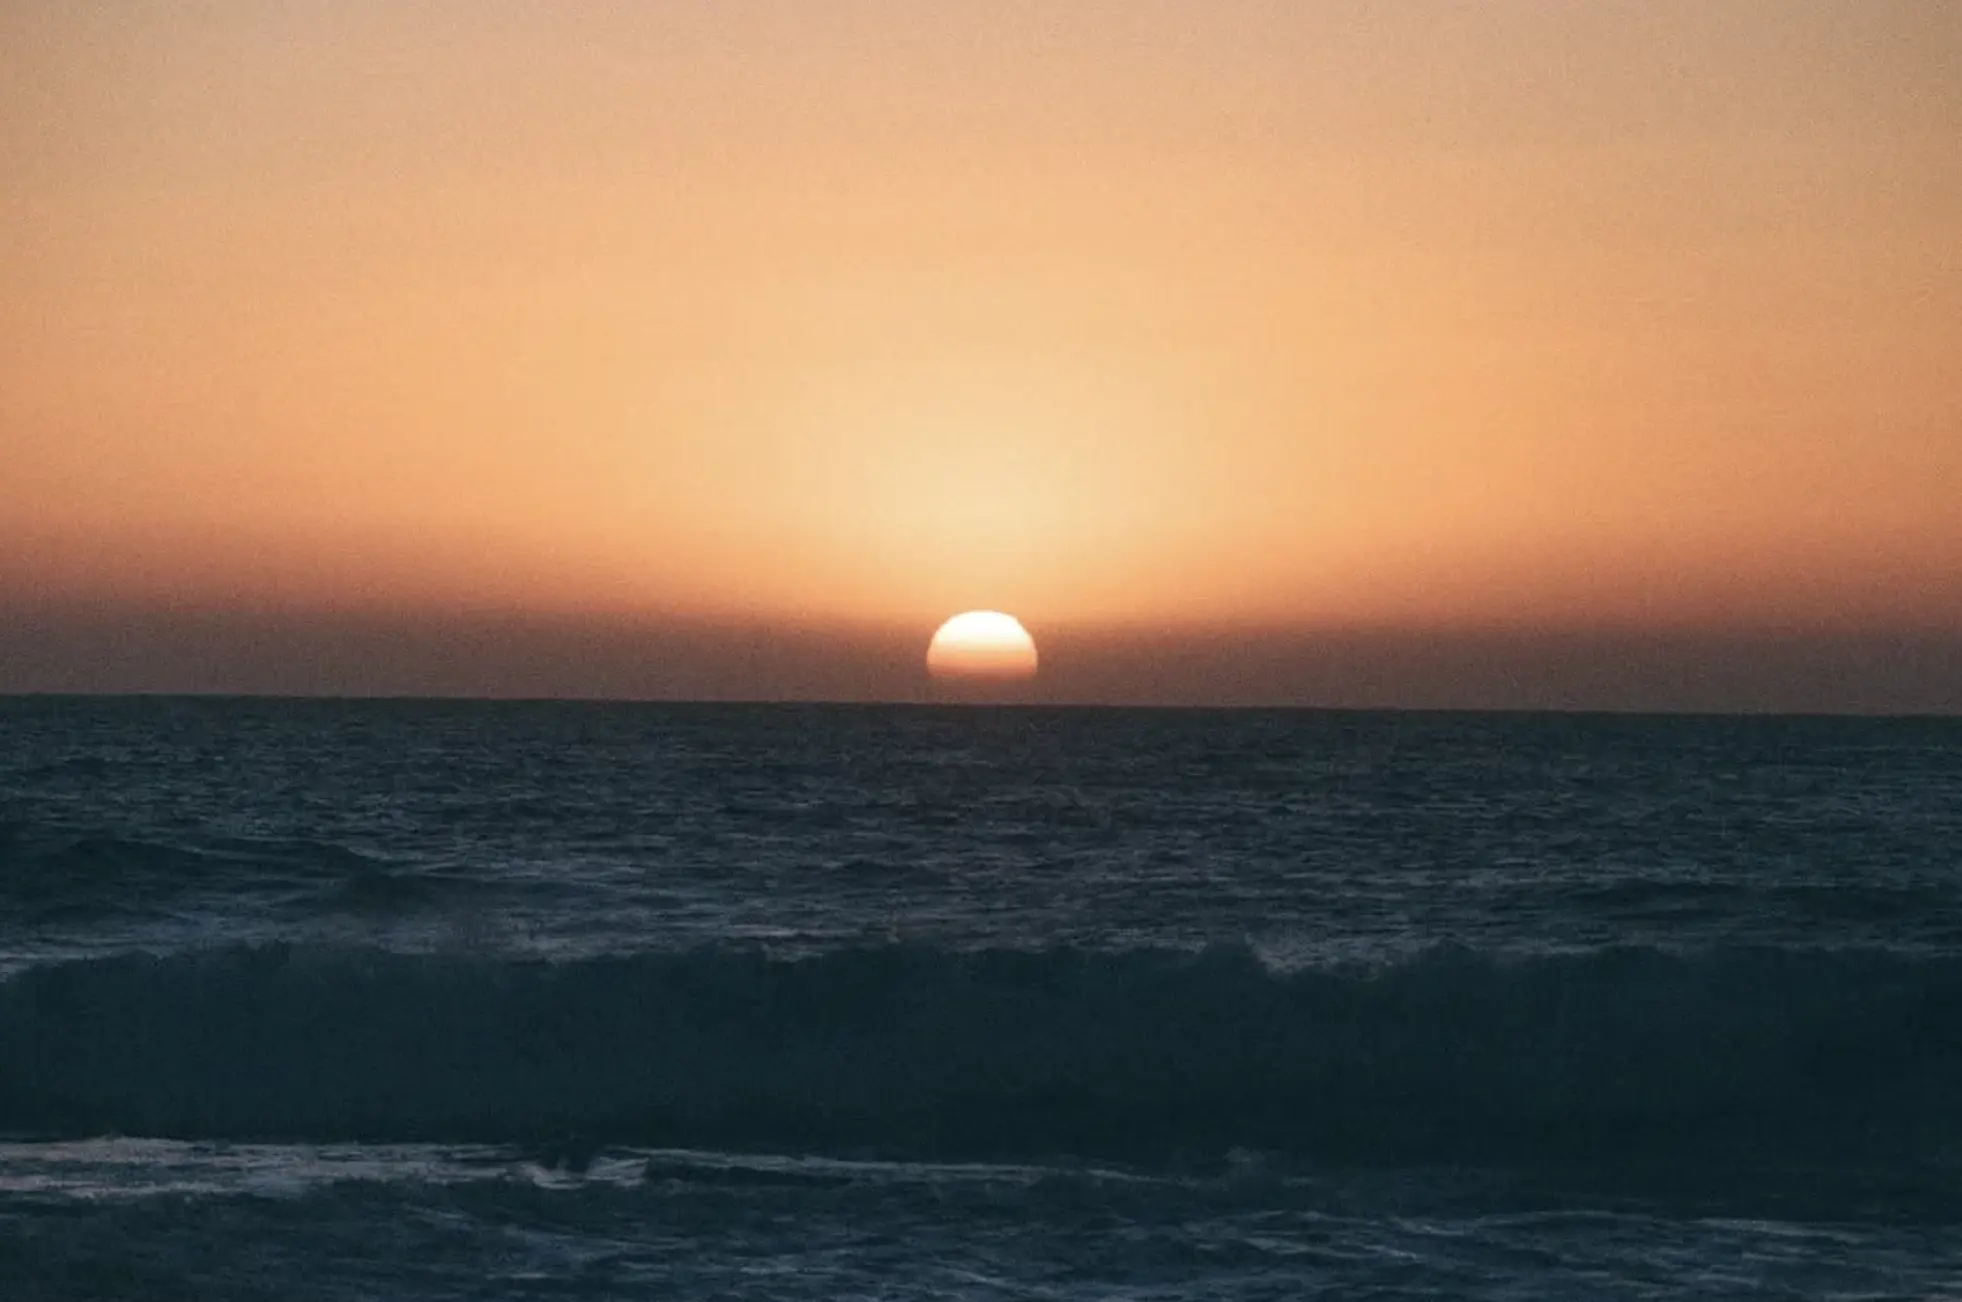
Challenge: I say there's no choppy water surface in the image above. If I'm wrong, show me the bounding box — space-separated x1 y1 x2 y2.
4 698 1961 1297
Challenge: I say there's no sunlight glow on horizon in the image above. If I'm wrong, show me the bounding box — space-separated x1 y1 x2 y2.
4 1 1960 644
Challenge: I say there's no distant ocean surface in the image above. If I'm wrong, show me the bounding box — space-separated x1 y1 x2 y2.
4 697 1961 1298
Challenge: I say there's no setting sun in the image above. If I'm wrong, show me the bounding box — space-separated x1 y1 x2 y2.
926 612 1039 681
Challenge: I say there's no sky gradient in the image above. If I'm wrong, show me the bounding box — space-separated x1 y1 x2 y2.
4 2 1958 706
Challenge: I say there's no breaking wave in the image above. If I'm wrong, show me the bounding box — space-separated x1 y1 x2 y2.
3 943 1958 1171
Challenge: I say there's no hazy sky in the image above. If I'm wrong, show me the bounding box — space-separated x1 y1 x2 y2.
3 2 1958 704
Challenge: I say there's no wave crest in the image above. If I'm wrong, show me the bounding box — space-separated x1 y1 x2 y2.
0 822 413 918
3 943 1958 1168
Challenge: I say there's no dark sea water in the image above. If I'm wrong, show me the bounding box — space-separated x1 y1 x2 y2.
4 697 1961 1298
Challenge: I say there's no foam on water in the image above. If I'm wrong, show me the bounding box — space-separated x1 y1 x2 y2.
4 1139 1957 1301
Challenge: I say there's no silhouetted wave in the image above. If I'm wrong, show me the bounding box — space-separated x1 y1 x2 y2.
4 943 1957 1178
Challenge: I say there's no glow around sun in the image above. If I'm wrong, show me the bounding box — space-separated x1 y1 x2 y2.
926 611 1039 680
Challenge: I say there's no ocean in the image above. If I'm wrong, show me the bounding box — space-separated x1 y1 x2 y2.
3 696 1960 1298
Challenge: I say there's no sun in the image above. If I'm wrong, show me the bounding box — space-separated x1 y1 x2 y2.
927 611 1039 681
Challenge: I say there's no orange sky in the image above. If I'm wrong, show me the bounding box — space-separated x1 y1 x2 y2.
3 2 1960 695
